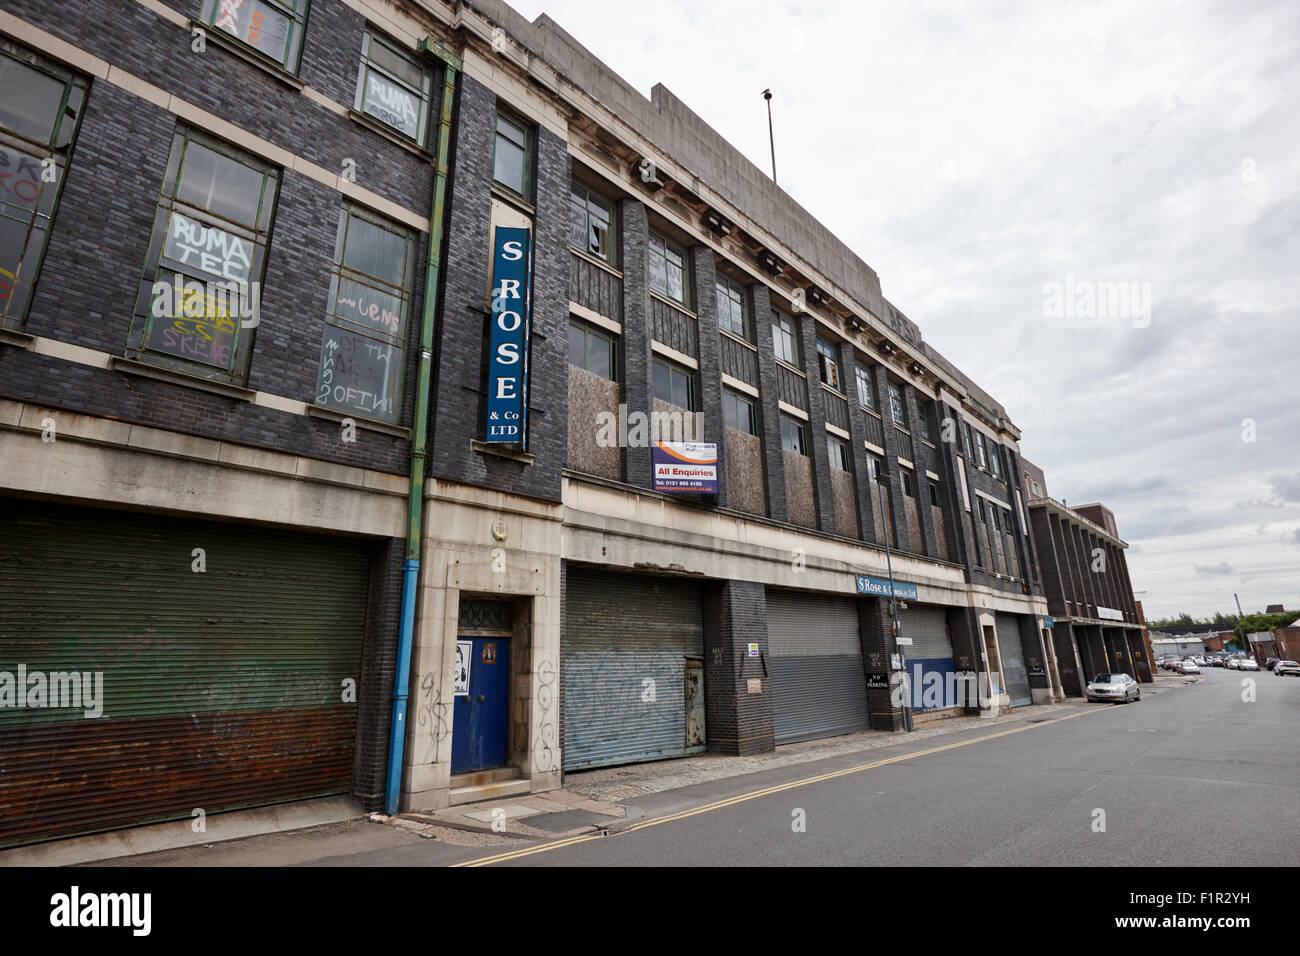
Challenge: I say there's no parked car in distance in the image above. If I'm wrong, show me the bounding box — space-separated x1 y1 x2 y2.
1178 660 1200 674
1238 658 1259 671
1265 657 1280 671
1225 658 1239 670
1087 672 1141 703
1274 661 1300 677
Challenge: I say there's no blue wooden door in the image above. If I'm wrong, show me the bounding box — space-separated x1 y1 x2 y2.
451 637 510 773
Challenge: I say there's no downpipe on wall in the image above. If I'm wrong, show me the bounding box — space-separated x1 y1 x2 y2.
385 41 461 817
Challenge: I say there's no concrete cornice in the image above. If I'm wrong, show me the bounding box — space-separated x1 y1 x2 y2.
1027 496 1127 549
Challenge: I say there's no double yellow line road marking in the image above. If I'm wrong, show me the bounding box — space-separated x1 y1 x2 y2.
454 706 1101 866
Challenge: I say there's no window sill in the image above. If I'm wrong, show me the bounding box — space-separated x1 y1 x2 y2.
194 21 304 91
306 404 411 439
719 328 757 351
345 109 435 160
569 246 622 278
648 290 695 318
111 356 255 402
490 183 535 216
0 328 35 350
774 358 805 378
470 438 534 465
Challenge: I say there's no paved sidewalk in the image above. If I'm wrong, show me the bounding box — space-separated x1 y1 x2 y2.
390 789 633 842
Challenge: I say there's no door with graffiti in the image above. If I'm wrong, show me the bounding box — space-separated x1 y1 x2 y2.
684 658 706 749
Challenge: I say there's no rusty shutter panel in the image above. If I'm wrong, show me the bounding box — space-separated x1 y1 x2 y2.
562 567 704 771
766 590 868 745
0 497 369 849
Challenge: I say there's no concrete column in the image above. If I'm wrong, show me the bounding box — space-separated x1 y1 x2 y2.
859 596 904 730
795 318 837 532
841 351 880 544
935 400 976 574
691 246 728 509
619 199 652 489
903 385 939 557
871 365 911 551
750 284 786 522
702 580 775 755
1020 614 1052 703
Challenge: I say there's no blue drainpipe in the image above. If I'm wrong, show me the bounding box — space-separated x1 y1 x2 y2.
384 40 460 817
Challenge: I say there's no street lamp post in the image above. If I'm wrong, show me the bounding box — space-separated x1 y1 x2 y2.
876 477 912 732
762 89 777 185
1233 592 1247 658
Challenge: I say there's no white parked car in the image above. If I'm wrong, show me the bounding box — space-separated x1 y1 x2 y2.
1178 660 1200 674
1225 658 1239 670
1086 672 1141 703
1274 661 1299 677
1238 659 1259 671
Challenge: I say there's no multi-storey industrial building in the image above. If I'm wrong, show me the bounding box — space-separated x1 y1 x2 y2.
1 0 1060 849
1020 460 1150 695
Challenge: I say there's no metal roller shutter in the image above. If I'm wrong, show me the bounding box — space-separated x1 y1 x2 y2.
996 613 1032 707
767 590 867 745
899 605 955 710
0 497 370 849
562 568 705 771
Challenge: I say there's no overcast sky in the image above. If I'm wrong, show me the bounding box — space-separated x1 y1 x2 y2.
512 0 1300 620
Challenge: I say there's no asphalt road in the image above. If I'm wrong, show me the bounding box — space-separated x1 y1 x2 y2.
443 666 1300 867
102 667 1296 868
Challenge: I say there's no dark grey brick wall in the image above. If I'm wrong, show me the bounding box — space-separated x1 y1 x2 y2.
841 352 881 546
872 365 911 552
618 199 652 489
903 385 940 557
750 284 786 522
1 78 420 473
427 75 569 502
353 535 403 810
858 596 904 730
691 247 725 508
796 319 835 533
703 580 775 755
5 0 431 212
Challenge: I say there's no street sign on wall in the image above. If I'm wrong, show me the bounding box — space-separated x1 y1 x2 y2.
485 226 531 446
652 441 717 492
855 575 919 601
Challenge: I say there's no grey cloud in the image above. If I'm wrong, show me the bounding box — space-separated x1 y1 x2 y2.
1194 562 1235 576
1269 474 1300 502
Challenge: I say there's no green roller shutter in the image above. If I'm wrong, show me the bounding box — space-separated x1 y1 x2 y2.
562 567 705 771
0 497 370 849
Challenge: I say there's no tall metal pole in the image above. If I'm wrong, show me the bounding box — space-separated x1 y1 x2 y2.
762 89 777 185
877 477 912 732
1233 592 1247 657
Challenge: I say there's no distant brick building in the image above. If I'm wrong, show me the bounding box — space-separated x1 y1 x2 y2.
1022 458 1148 694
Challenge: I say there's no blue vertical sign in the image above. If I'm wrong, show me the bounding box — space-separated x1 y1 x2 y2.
486 226 532 445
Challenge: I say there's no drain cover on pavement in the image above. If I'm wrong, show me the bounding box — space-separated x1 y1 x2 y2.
523 809 613 832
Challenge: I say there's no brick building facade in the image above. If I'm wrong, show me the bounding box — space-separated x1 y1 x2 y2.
1022 458 1149 695
1 0 1059 846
